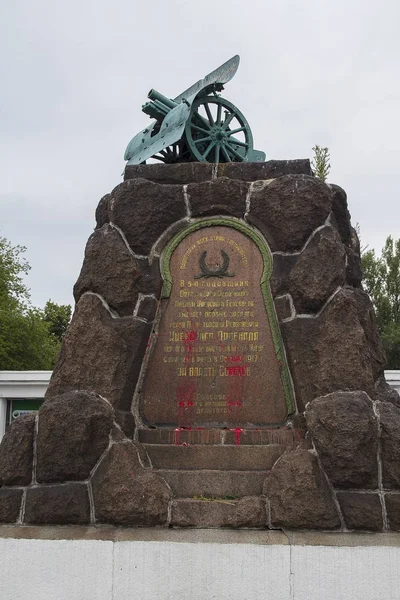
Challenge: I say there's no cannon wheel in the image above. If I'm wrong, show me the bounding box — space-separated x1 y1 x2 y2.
150 140 192 164
184 96 254 163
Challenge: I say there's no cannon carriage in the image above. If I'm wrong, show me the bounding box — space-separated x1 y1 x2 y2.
124 55 265 166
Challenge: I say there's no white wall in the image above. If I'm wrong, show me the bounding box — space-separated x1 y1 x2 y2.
1 531 400 600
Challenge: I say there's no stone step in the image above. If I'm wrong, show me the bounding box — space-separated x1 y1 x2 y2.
144 444 285 471
156 469 267 498
139 427 303 446
170 497 267 528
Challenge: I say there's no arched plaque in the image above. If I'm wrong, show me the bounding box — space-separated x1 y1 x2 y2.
140 219 294 427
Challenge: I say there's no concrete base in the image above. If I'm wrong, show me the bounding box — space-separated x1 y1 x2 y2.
1 526 400 600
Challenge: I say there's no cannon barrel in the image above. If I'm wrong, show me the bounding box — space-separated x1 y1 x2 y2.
147 89 177 109
142 89 178 121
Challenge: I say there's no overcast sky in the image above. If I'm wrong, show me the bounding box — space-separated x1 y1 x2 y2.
1 0 399 309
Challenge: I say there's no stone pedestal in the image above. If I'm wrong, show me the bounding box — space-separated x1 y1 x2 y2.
1 160 399 530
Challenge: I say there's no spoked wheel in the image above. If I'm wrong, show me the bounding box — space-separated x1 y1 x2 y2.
150 140 192 164
184 96 254 163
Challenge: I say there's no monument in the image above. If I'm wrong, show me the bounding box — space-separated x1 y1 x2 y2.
1 56 399 531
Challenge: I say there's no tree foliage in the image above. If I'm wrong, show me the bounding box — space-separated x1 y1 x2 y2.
312 145 331 182
0 235 71 370
362 236 400 369
43 300 72 343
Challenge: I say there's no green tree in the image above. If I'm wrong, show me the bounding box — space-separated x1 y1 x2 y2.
0 235 71 370
312 145 331 182
43 300 72 343
362 236 400 369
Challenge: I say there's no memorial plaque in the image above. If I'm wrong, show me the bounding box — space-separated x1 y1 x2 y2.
141 223 293 427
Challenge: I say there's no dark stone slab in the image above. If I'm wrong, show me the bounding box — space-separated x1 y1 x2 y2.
0 414 35 486
156 469 267 498
109 179 187 255
171 496 266 528
186 178 249 218
249 175 332 252
95 193 111 229
124 162 214 184
270 253 298 297
0 488 23 523
143 444 286 471
284 226 346 314
138 427 303 446
375 375 400 408
378 402 400 489
141 225 289 427
264 450 340 530
74 224 162 316
36 391 113 483
282 288 379 411
329 184 352 246
337 492 383 531
274 295 293 321
345 247 363 287
24 483 90 525
115 410 136 439
46 294 151 410
135 295 158 322
385 494 400 530
217 159 313 181
123 160 312 185
92 443 171 526
306 391 378 489
352 289 386 381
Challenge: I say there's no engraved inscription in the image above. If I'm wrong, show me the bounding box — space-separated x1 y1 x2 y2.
141 226 288 427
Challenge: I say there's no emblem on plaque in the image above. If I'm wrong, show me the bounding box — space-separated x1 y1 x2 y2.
194 250 235 279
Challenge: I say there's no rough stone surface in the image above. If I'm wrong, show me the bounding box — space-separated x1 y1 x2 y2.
95 193 111 228
144 444 286 471
135 295 158 321
0 414 35 486
74 225 162 316
249 175 332 252
24 483 90 525
330 184 352 246
306 391 378 489
375 375 400 408
274 295 293 321
124 162 214 184
92 442 171 526
109 179 186 255
282 288 379 411
345 247 363 287
353 289 386 381
270 253 298 297
337 492 383 531
157 469 267 498
46 294 151 410
115 410 135 438
264 450 340 529
385 494 400 530
378 402 400 489
217 159 313 181
171 496 266 528
0 488 23 523
124 160 312 185
36 390 113 483
186 177 249 218
284 226 346 313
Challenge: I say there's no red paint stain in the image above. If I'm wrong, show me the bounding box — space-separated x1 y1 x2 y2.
225 355 243 362
233 427 243 445
225 366 247 376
